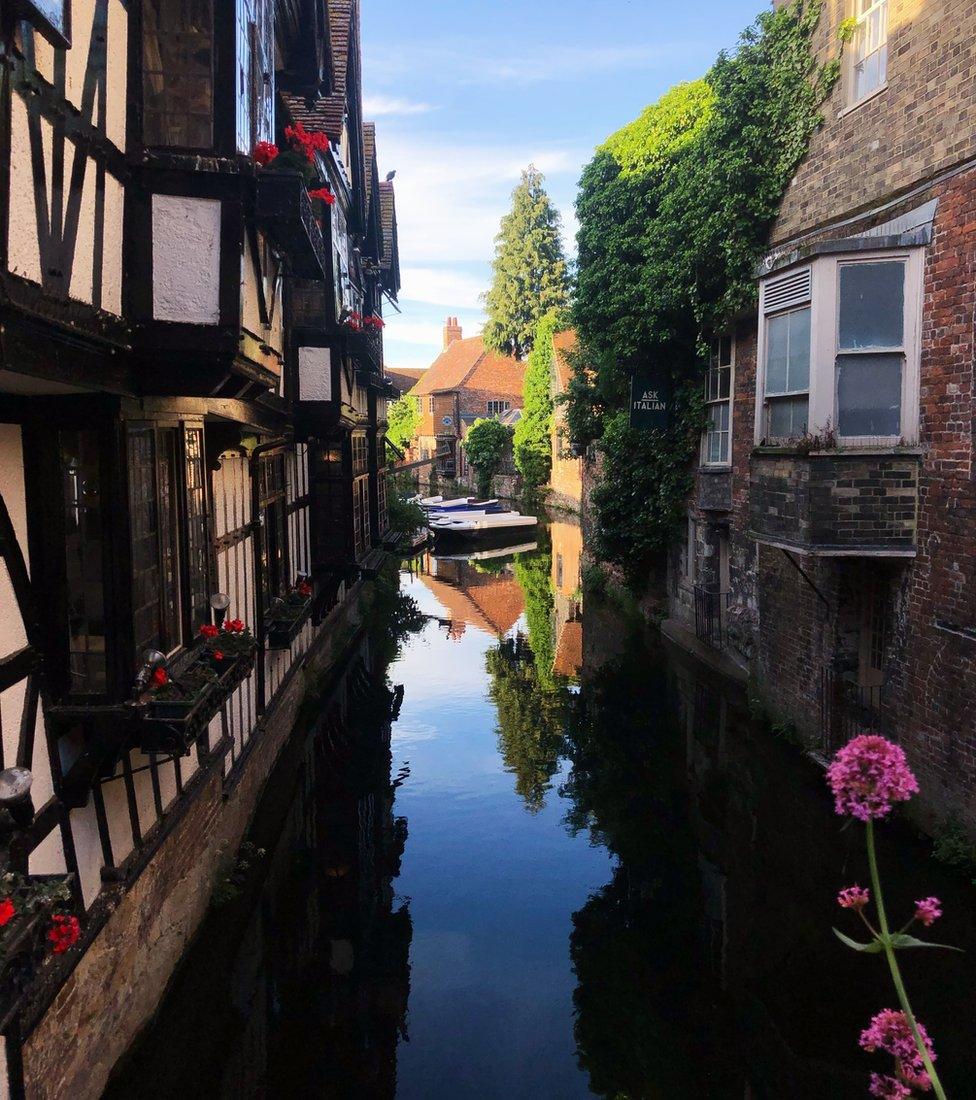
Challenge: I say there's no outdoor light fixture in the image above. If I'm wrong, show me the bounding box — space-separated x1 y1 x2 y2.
210 592 231 627
134 649 167 694
0 767 34 828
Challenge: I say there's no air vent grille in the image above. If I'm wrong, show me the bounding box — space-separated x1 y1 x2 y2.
763 267 812 314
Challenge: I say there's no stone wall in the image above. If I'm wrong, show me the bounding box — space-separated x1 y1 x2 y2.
20 585 373 1100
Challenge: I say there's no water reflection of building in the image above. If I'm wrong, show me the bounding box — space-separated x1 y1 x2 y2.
104 638 412 1098
550 516 583 681
415 553 526 639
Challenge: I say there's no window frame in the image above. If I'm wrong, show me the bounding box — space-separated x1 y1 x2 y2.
755 250 923 448
701 335 735 467
847 0 889 110
486 399 511 417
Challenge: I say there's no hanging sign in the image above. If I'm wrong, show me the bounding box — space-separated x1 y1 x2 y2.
629 363 673 430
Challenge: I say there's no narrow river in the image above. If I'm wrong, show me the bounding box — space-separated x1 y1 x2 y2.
106 517 976 1098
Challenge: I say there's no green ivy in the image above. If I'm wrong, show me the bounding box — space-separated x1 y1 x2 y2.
566 0 840 583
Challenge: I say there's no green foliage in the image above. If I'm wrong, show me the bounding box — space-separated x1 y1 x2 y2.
387 482 426 537
513 311 566 489
590 388 706 585
513 540 557 690
482 166 571 359
567 0 839 581
386 394 421 451
463 417 513 498
932 814 976 877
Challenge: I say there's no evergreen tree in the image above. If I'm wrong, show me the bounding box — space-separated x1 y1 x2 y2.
513 311 566 489
482 166 570 359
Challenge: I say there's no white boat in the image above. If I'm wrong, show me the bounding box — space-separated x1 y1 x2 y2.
430 512 538 538
419 494 444 506
434 541 538 562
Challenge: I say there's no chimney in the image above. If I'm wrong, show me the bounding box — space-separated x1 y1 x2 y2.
443 316 462 350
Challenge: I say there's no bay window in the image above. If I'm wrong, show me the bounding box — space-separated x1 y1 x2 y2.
703 336 734 465
756 250 921 447
143 0 214 149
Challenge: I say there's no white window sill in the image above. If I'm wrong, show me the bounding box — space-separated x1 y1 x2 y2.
838 82 888 120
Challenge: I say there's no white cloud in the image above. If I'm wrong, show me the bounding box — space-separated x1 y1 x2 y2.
399 267 486 310
370 41 700 88
363 95 434 117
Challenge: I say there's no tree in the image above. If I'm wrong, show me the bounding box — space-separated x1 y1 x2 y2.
462 418 512 499
513 311 565 490
386 394 420 452
482 166 570 359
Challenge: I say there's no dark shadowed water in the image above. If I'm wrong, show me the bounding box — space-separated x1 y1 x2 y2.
105 522 976 1098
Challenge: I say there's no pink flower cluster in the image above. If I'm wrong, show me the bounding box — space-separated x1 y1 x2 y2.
860 1009 936 1092
913 897 942 927
869 1074 912 1099
837 885 871 910
827 735 919 821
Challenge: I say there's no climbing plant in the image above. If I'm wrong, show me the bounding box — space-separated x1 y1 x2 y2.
566 0 841 583
463 418 513 499
513 311 568 491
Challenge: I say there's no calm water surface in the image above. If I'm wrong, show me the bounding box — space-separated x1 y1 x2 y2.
106 521 976 1098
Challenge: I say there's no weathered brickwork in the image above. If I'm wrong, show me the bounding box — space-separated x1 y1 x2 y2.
749 452 920 552
773 0 976 244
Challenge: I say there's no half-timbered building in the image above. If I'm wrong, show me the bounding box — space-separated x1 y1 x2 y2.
0 0 399 1090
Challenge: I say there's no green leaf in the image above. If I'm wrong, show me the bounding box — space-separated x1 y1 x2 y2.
833 927 885 954
888 933 963 953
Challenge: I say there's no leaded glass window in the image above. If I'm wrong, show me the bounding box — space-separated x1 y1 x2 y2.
143 0 214 148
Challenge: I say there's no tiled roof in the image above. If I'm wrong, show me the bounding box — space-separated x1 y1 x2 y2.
410 337 523 398
552 329 578 392
363 121 377 221
379 180 399 291
385 367 425 394
282 0 354 140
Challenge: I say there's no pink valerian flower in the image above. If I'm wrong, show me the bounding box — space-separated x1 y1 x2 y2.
914 897 942 927
860 1009 936 1092
869 1074 912 1100
838 885 871 910
827 735 919 821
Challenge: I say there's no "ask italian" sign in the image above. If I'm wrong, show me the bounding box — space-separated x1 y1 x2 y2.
629 364 673 431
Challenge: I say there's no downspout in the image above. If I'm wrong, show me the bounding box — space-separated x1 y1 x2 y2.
249 437 290 714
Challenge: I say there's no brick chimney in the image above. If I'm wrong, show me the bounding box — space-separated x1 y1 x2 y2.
443 316 462 350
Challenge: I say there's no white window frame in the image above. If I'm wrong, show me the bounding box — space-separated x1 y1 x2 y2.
701 335 734 467
486 399 510 416
756 267 813 444
848 0 888 110
755 249 923 447
428 395 435 414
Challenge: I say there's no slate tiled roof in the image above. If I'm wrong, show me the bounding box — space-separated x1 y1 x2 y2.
410 337 523 397
282 0 354 140
379 180 400 293
385 367 425 394
552 329 578 392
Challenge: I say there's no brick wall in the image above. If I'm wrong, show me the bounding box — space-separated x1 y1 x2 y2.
773 0 976 244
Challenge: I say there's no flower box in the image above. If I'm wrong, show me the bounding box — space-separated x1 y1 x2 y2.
138 680 220 755
266 596 313 649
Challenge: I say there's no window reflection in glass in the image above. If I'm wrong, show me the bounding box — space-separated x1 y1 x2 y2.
837 354 902 437
839 261 904 349
143 0 214 148
61 430 107 694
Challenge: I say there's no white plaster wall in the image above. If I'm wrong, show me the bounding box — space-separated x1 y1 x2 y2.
65 138 96 306
241 232 283 355
299 347 331 401
8 94 45 284
102 170 124 314
152 196 221 324
105 0 128 151
69 801 106 908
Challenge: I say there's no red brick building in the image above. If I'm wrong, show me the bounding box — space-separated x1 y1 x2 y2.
664 0 976 830
409 318 525 480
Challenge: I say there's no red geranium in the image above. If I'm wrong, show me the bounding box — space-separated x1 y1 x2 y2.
199 624 220 639
213 650 225 662
0 898 15 927
253 141 279 166
151 667 169 689
308 187 336 206
296 582 312 598
47 914 81 955
285 122 330 164
225 619 246 633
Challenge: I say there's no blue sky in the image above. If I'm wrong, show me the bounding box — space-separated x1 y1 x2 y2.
361 0 764 371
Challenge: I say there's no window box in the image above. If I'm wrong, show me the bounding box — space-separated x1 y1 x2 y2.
348 329 383 373
748 450 919 556
266 595 313 649
256 171 328 279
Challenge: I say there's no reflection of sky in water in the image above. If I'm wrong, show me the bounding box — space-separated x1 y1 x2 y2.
390 571 612 1099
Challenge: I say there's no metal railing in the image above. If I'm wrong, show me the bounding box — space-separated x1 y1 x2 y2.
694 586 730 649
820 668 886 756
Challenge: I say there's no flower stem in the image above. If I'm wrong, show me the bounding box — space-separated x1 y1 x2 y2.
866 819 947 1100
